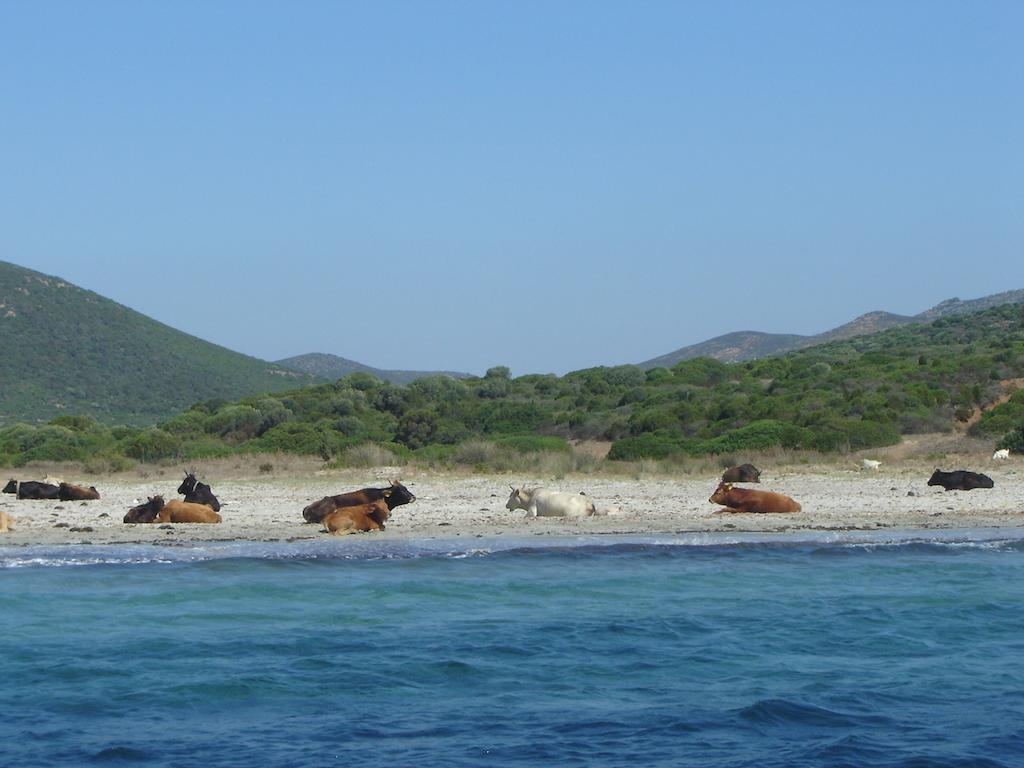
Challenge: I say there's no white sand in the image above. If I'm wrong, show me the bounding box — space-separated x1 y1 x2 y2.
2 462 1023 548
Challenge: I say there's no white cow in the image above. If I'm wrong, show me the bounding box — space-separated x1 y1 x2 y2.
860 459 882 471
505 486 600 518
993 449 1010 461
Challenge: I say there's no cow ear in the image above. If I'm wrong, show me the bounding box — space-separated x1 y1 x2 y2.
382 489 392 497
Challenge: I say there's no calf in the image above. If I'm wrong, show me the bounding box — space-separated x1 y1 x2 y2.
58 483 100 501
321 499 391 535
721 463 761 483
3 480 61 500
157 500 222 524
302 480 415 523
860 459 882 471
992 449 1010 461
709 482 802 514
178 472 221 512
124 496 165 524
0 511 12 533
927 469 994 491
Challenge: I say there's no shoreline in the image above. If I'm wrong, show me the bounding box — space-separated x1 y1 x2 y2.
2 464 1023 548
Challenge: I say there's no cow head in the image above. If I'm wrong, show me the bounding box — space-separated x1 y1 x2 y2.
505 485 526 511
384 480 415 509
177 471 198 495
709 483 732 505
2 479 16 494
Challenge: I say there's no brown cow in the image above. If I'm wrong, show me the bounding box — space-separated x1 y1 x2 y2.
721 463 761 483
157 500 222 524
709 482 801 514
58 483 101 501
321 498 390 535
302 480 415 523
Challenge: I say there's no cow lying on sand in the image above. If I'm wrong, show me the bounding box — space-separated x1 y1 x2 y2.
505 486 602 518
721 463 761 483
158 500 222 523
303 480 415 524
122 496 222 523
321 499 391 535
124 496 165 523
3 480 61 500
178 472 221 511
58 483 100 501
927 469 994 491
709 482 802 514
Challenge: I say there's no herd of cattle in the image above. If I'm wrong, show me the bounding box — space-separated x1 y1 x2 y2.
0 457 1011 536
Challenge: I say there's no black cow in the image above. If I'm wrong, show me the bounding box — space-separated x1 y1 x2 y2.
3 479 61 500
721 463 761 483
177 472 221 512
302 479 416 524
927 469 995 491
124 496 165 524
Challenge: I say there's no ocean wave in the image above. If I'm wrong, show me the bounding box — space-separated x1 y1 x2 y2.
3 528 1024 569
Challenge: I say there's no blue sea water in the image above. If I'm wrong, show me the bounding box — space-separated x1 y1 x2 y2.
2 531 1024 767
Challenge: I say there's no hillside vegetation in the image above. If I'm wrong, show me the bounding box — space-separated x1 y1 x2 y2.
0 261 321 426
3 303 1024 470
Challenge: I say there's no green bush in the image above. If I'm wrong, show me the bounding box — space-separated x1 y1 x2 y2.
124 428 182 462
608 432 685 460
493 435 571 453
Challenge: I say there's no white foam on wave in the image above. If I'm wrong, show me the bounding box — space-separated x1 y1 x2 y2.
3 527 1023 569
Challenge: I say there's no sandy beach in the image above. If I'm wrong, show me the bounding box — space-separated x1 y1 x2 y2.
2 457 1023 548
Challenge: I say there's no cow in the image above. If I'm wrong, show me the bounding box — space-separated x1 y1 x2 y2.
721 463 761 483
505 486 599 518
124 496 165 524
58 483 100 501
157 500 222 524
321 498 391 535
992 449 1010 461
927 469 994 491
302 480 416 524
709 482 802 514
0 511 12 533
860 459 882 471
177 472 221 512
3 480 61 500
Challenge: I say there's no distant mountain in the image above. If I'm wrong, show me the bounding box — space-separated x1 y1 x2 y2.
0 261 323 426
275 352 473 385
640 290 1024 367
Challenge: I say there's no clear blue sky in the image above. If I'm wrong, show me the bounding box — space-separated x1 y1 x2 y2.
2 1 1021 376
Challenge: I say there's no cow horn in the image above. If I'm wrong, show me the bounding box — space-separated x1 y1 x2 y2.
509 484 515 491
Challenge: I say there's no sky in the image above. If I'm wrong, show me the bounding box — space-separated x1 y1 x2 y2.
2 1 1022 376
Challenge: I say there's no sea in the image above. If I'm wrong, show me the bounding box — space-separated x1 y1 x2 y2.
2 530 1024 768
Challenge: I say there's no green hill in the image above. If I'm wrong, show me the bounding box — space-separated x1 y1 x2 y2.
0 261 322 426
641 291 1024 366
275 352 472 385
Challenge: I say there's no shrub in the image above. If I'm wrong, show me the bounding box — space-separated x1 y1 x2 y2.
124 428 182 462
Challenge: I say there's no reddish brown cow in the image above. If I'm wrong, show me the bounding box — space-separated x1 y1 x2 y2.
321 499 390 535
157 500 222 524
709 482 801 514
58 483 101 501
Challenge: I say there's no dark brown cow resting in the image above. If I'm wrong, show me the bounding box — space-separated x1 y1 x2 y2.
58 483 101 501
721 463 761 483
124 496 165 524
927 469 994 491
